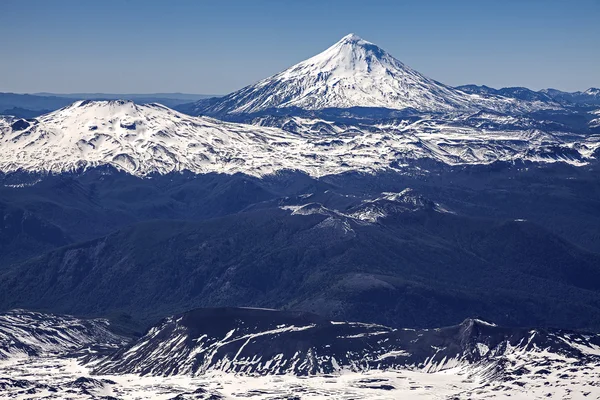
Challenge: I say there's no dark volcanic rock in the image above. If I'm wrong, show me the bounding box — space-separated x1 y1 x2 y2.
94 307 600 377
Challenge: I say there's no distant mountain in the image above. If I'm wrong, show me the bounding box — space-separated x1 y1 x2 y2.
456 85 557 103
2 99 596 179
0 107 53 119
33 92 217 108
0 37 598 378
455 85 600 106
0 93 75 116
0 92 217 117
540 87 600 105
181 34 557 116
585 88 600 96
34 92 216 101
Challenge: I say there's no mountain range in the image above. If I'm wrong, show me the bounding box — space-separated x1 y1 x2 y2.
3 35 599 121
2 166 600 332
1 98 598 178
0 92 214 118
0 34 600 399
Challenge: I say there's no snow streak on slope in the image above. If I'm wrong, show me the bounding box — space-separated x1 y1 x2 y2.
591 109 600 128
279 188 449 224
1 309 600 399
95 308 600 379
0 310 124 360
0 100 597 178
190 34 559 115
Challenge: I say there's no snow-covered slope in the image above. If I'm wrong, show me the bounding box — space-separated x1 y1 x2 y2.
541 87 600 105
590 109 600 129
456 84 558 104
0 309 124 360
0 100 308 177
185 34 558 115
94 307 600 377
253 114 600 169
0 100 597 178
279 188 449 224
2 308 600 399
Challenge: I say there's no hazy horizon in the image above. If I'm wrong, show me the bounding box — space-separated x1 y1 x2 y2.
1 0 598 94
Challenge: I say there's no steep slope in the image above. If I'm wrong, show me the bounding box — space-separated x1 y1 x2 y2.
0 201 70 270
183 34 558 115
0 309 124 359
2 309 600 399
0 170 291 244
95 308 600 377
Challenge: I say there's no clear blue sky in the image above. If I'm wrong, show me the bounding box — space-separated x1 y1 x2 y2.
1 0 598 94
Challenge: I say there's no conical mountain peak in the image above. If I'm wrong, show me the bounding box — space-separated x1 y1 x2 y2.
191 35 548 115
195 34 481 114
341 32 361 40
337 33 368 44
292 33 400 78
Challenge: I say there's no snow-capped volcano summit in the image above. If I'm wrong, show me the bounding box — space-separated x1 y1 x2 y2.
186 34 556 115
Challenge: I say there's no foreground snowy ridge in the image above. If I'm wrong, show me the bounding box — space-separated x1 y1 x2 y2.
1 308 600 399
1 99 598 178
94 308 600 377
